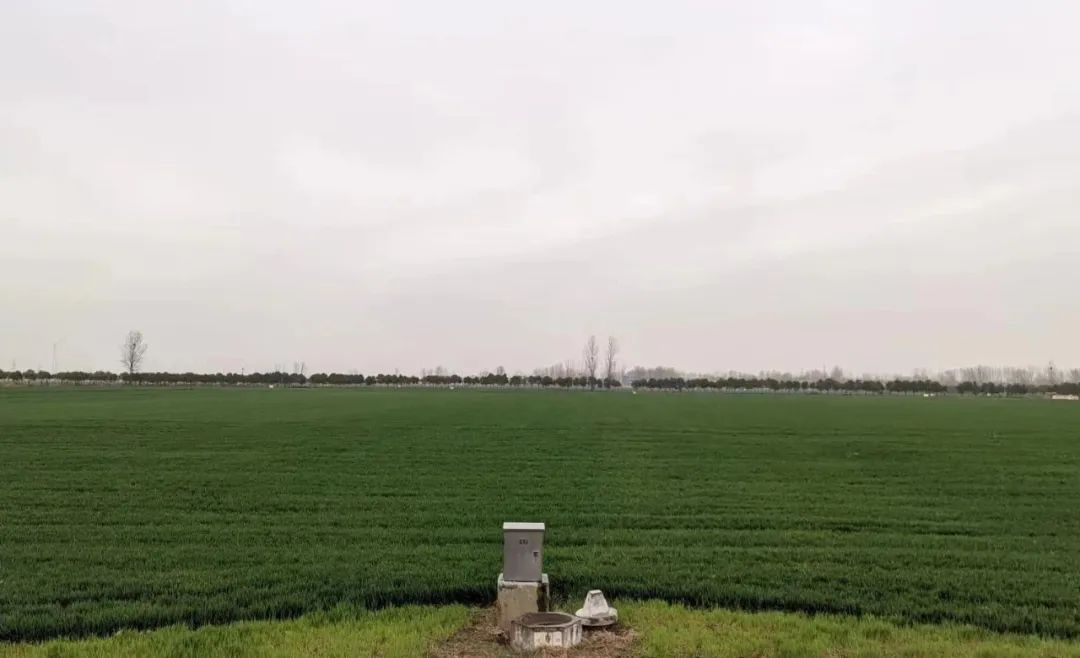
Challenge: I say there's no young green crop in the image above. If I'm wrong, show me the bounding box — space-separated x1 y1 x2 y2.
1 388 1078 641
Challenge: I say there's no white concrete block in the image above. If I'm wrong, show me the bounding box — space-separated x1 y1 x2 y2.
496 573 550 635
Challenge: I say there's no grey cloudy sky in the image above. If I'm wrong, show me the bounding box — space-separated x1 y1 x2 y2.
2 0 1078 376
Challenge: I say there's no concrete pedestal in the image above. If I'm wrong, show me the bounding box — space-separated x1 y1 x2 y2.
497 573 550 635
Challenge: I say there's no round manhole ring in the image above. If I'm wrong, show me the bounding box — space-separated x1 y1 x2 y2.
516 612 579 629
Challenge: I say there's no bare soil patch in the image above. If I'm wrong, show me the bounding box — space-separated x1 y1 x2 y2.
430 609 637 658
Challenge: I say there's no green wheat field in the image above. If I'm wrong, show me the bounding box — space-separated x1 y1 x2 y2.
2 387 1078 643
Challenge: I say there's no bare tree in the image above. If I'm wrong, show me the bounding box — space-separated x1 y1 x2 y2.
974 365 995 384
604 336 619 387
120 330 148 377
583 335 599 389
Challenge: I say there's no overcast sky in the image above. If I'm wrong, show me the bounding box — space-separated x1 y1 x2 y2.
2 1 1078 376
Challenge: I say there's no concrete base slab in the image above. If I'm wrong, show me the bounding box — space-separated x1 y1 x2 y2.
496 573 550 635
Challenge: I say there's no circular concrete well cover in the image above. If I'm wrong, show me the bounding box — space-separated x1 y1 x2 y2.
517 612 577 628
511 612 583 650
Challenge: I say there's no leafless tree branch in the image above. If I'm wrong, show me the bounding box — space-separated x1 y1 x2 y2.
120 330 148 377
583 335 599 390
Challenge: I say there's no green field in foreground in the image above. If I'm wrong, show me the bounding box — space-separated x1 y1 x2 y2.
627 602 1080 658
1 388 1079 641
0 605 470 658
4 602 1080 658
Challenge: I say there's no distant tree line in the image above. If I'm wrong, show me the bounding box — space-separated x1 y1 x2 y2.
630 376 1080 396
631 377 942 394
5 366 1079 395
0 331 633 391
954 380 1080 396
4 329 1076 396
0 370 121 383
0 368 621 389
